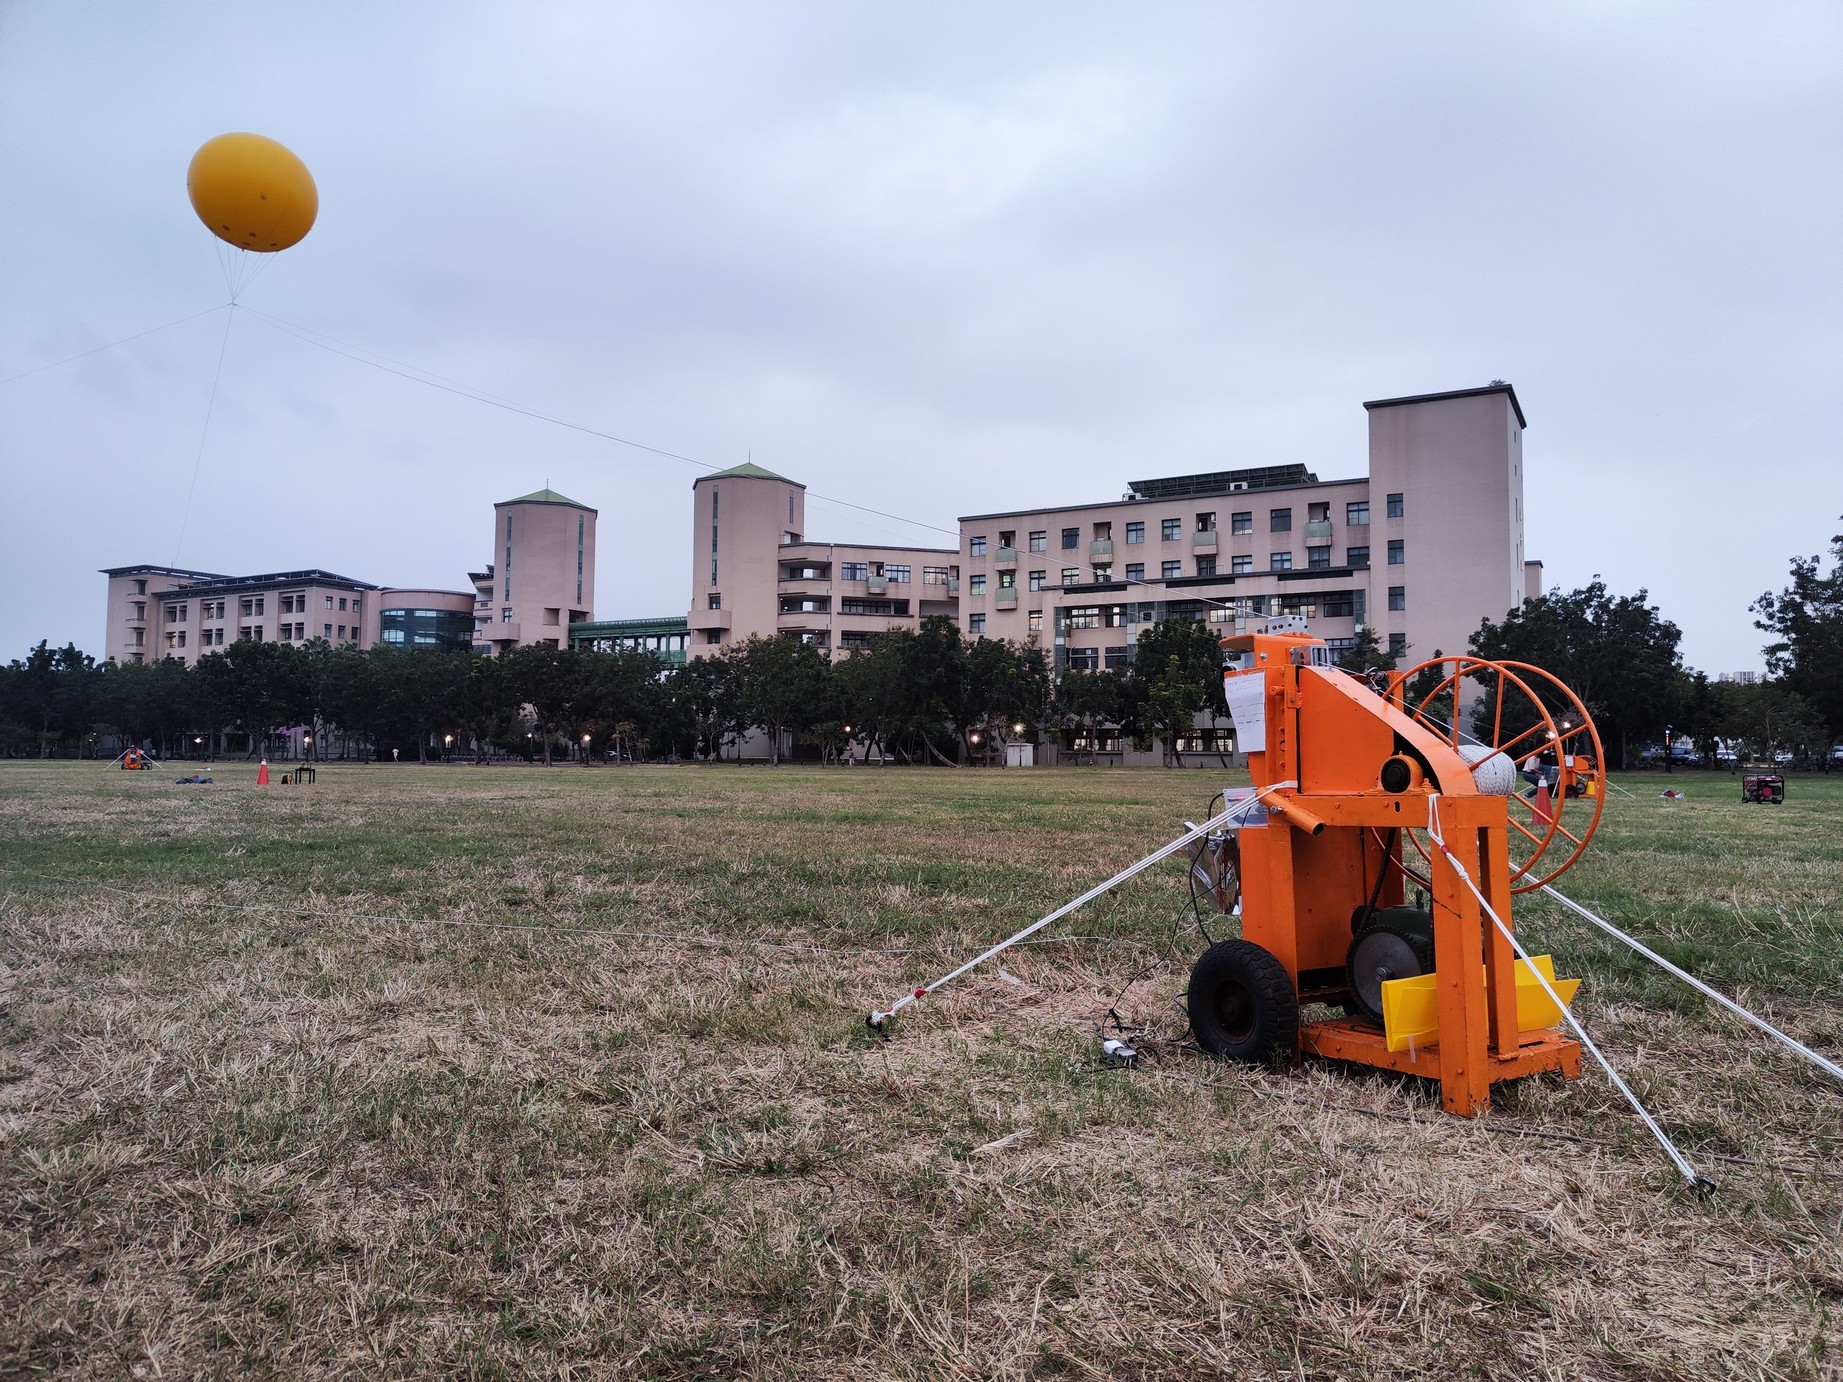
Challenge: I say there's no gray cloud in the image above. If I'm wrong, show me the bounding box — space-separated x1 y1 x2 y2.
2 2 1838 672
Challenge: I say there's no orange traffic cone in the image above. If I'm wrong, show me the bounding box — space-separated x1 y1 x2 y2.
1533 777 1552 824
257 758 270 786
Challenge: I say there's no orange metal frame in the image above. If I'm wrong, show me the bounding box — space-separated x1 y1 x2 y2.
1224 629 1581 1116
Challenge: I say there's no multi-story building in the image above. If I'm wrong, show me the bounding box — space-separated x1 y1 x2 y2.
959 384 1540 673
684 463 959 657
101 487 587 665
471 488 598 655
99 565 393 666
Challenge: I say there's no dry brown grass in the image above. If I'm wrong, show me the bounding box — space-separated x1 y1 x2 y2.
1 760 1840 1379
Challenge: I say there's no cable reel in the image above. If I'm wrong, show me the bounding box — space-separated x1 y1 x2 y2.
1388 656 1607 893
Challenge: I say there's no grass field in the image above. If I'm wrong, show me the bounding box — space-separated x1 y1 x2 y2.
2 760 1840 1379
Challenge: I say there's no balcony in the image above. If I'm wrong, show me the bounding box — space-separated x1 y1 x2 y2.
995 546 1018 566
867 575 888 594
1193 530 1219 549
1304 519 1334 542
947 577 961 594
995 587 1018 608
1089 538 1113 558
777 577 831 599
690 608 732 631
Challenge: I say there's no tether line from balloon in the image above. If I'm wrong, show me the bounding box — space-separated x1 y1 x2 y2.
238 306 962 542
172 305 237 567
0 303 230 387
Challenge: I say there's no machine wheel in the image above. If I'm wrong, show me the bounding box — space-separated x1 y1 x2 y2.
1188 939 1299 1064
1345 922 1436 1025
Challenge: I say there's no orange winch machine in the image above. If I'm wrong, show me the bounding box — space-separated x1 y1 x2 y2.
1188 619 1608 1116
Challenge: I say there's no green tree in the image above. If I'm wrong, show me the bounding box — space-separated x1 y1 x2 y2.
1468 581 1683 769
1752 519 1843 765
1334 624 1402 675
1722 682 1827 767
730 635 831 765
1056 669 1124 764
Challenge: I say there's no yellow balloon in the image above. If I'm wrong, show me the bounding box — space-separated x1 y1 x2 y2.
187 133 317 253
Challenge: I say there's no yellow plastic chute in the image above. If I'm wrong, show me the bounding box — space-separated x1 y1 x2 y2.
1380 955 1580 1054
187 133 318 253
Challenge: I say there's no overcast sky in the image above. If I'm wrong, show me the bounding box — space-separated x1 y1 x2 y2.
2 3 1838 673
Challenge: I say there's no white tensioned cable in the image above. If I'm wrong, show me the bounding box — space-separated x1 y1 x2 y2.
1426 796 1712 1190
1538 884 1843 1087
868 783 1290 1029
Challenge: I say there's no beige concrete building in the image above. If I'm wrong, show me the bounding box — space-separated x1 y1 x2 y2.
100 565 386 666
959 384 1540 676
685 463 959 657
471 488 598 654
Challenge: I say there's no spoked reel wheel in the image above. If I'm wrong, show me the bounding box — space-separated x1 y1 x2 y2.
1389 656 1607 893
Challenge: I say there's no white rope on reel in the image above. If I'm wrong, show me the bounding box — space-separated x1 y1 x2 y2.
1538 884 1843 1087
867 783 1290 1030
1426 796 1713 1191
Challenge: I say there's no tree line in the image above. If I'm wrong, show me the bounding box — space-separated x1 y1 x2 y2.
0 618 1242 766
6 523 1838 768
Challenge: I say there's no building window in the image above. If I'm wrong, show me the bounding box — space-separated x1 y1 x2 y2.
502 608 512 622
239 598 253 617
1029 530 1047 552
1125 522 1144 545
1324 592 1355 618
1279 595 1317 618
1066 647 1099 671
923 566 951 585
1388 540 1405 565
1061 567 1081 585
133 579 146 595
886 564 910 583
1270 552 1293 571
1196 556 1217 577
1389 632 1408 655
705 629 723 645
1029 570 1047 591
1387 492 1404 519
1161 560 1181 579
1270 508 1292 532
1105 645 1132 669
1196 511 1216 532
1348 546 1370 568
1065 606 1101 629
841 562 869 581
970 536 987 557
1232 554 1253 574
708 593 722 610
1092 565 1112 582
1388 585 1406 611
1307 546 1331 569
338 625 347 640
841 598 908 616
1347 501 1369 526
998 570 1016 589
1061 527 1080 549
350 600 360 615
969 574 986 595
1103 605 1129 628
1028 610 1043 632
1125 562 1144 582
1161 518 1182 541
969 613 986 633
1231 511 1253 534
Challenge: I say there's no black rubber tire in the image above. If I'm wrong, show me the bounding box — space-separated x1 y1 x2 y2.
1344 923 1436 1025
1188 938 1299 1064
